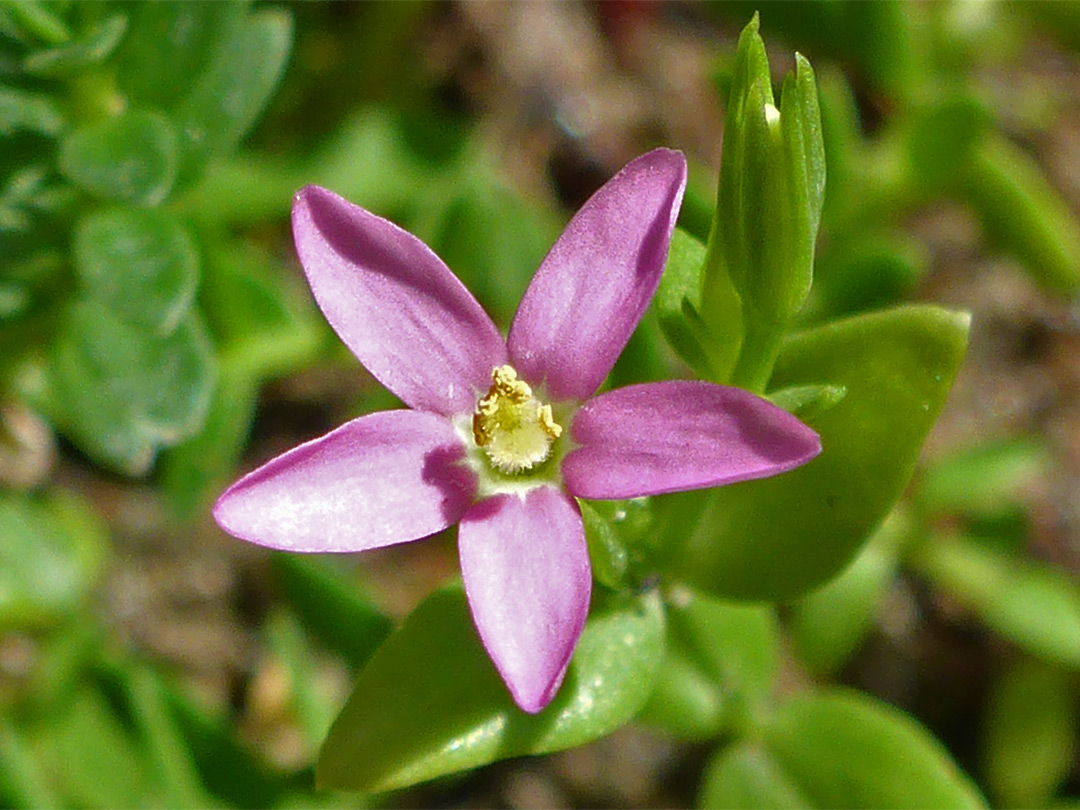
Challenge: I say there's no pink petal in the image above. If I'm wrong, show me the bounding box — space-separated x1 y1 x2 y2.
562 381 822 500
292 186 507 416
458 487 591 713
213 410 476 552
508 149 687 402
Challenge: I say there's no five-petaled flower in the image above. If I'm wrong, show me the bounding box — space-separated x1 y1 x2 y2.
213 149 821 713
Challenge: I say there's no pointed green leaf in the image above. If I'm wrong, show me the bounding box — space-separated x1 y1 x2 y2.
270 553 393 670
48 300 215 476
0 84 64 136
174 8 292 185
580 500 630 590
962 132 1080 294
59 110 179 206
664 305 969 601
763 691 985 809
21 14 126 76
31 685 156 808
73 208 199 335
639 586 777 740
766 383 846 420
789 509 909 674
317 584 664 793
0 491 107 629
912 534 1080 668
699 742 810 810
117 1 246 109
981 659 1078 808
917 438 1052 517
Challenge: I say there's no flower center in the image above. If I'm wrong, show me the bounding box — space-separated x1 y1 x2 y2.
472 365 562 474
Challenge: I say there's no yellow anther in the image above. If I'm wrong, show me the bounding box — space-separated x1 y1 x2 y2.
472 365 562 473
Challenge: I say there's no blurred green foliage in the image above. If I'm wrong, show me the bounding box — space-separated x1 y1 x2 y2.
2 1 1080 808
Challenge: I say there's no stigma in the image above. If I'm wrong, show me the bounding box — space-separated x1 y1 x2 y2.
472 365 562 473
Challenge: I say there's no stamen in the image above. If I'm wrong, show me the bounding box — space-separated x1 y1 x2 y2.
472 365 562 473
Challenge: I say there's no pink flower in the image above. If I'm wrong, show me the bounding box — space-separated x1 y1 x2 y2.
213 149 820 713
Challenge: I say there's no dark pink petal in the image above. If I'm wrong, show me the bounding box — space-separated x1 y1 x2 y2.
562 381 822 499
213 410 476 552
458 487 591 714
508 149 687 401
292 186 507 416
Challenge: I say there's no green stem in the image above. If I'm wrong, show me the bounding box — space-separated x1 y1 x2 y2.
729 316 786 394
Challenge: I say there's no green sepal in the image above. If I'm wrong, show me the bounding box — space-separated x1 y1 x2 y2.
580 500 630 591
708 16 825 392
661 304 969 601
316 584 665 793
766 383 846 420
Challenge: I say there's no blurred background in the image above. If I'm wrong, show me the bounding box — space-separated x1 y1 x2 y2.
2 1 1080 807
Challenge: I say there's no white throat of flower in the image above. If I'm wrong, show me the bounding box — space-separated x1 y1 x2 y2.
472 365 562 474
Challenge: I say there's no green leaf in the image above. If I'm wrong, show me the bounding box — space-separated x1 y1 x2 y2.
766 383 846 420
199 237 322 382
962 132 1080 294
0 490 107 629
117 1 245 109
31 685 156 808
161 365 257 519
0 0 69 45
981 659 1078 808
48 299 215 476
806 232 928 322
789 509 908 674
317 584 665 793
174 8 292 185
0 718 62 810
663 305 969 601
917 438 1052 517
639 586 777 741
762 691 985 809
164 687 285 809
21 14 126 76
907 95 989 192
655 228 739 381
125 666 214 809
0 84 65 136
271 554 393 670
58 110 179 206
580 500 630 590
699 741 810 810
425 177 559 326
912 534 1080 668
73 208 199 335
